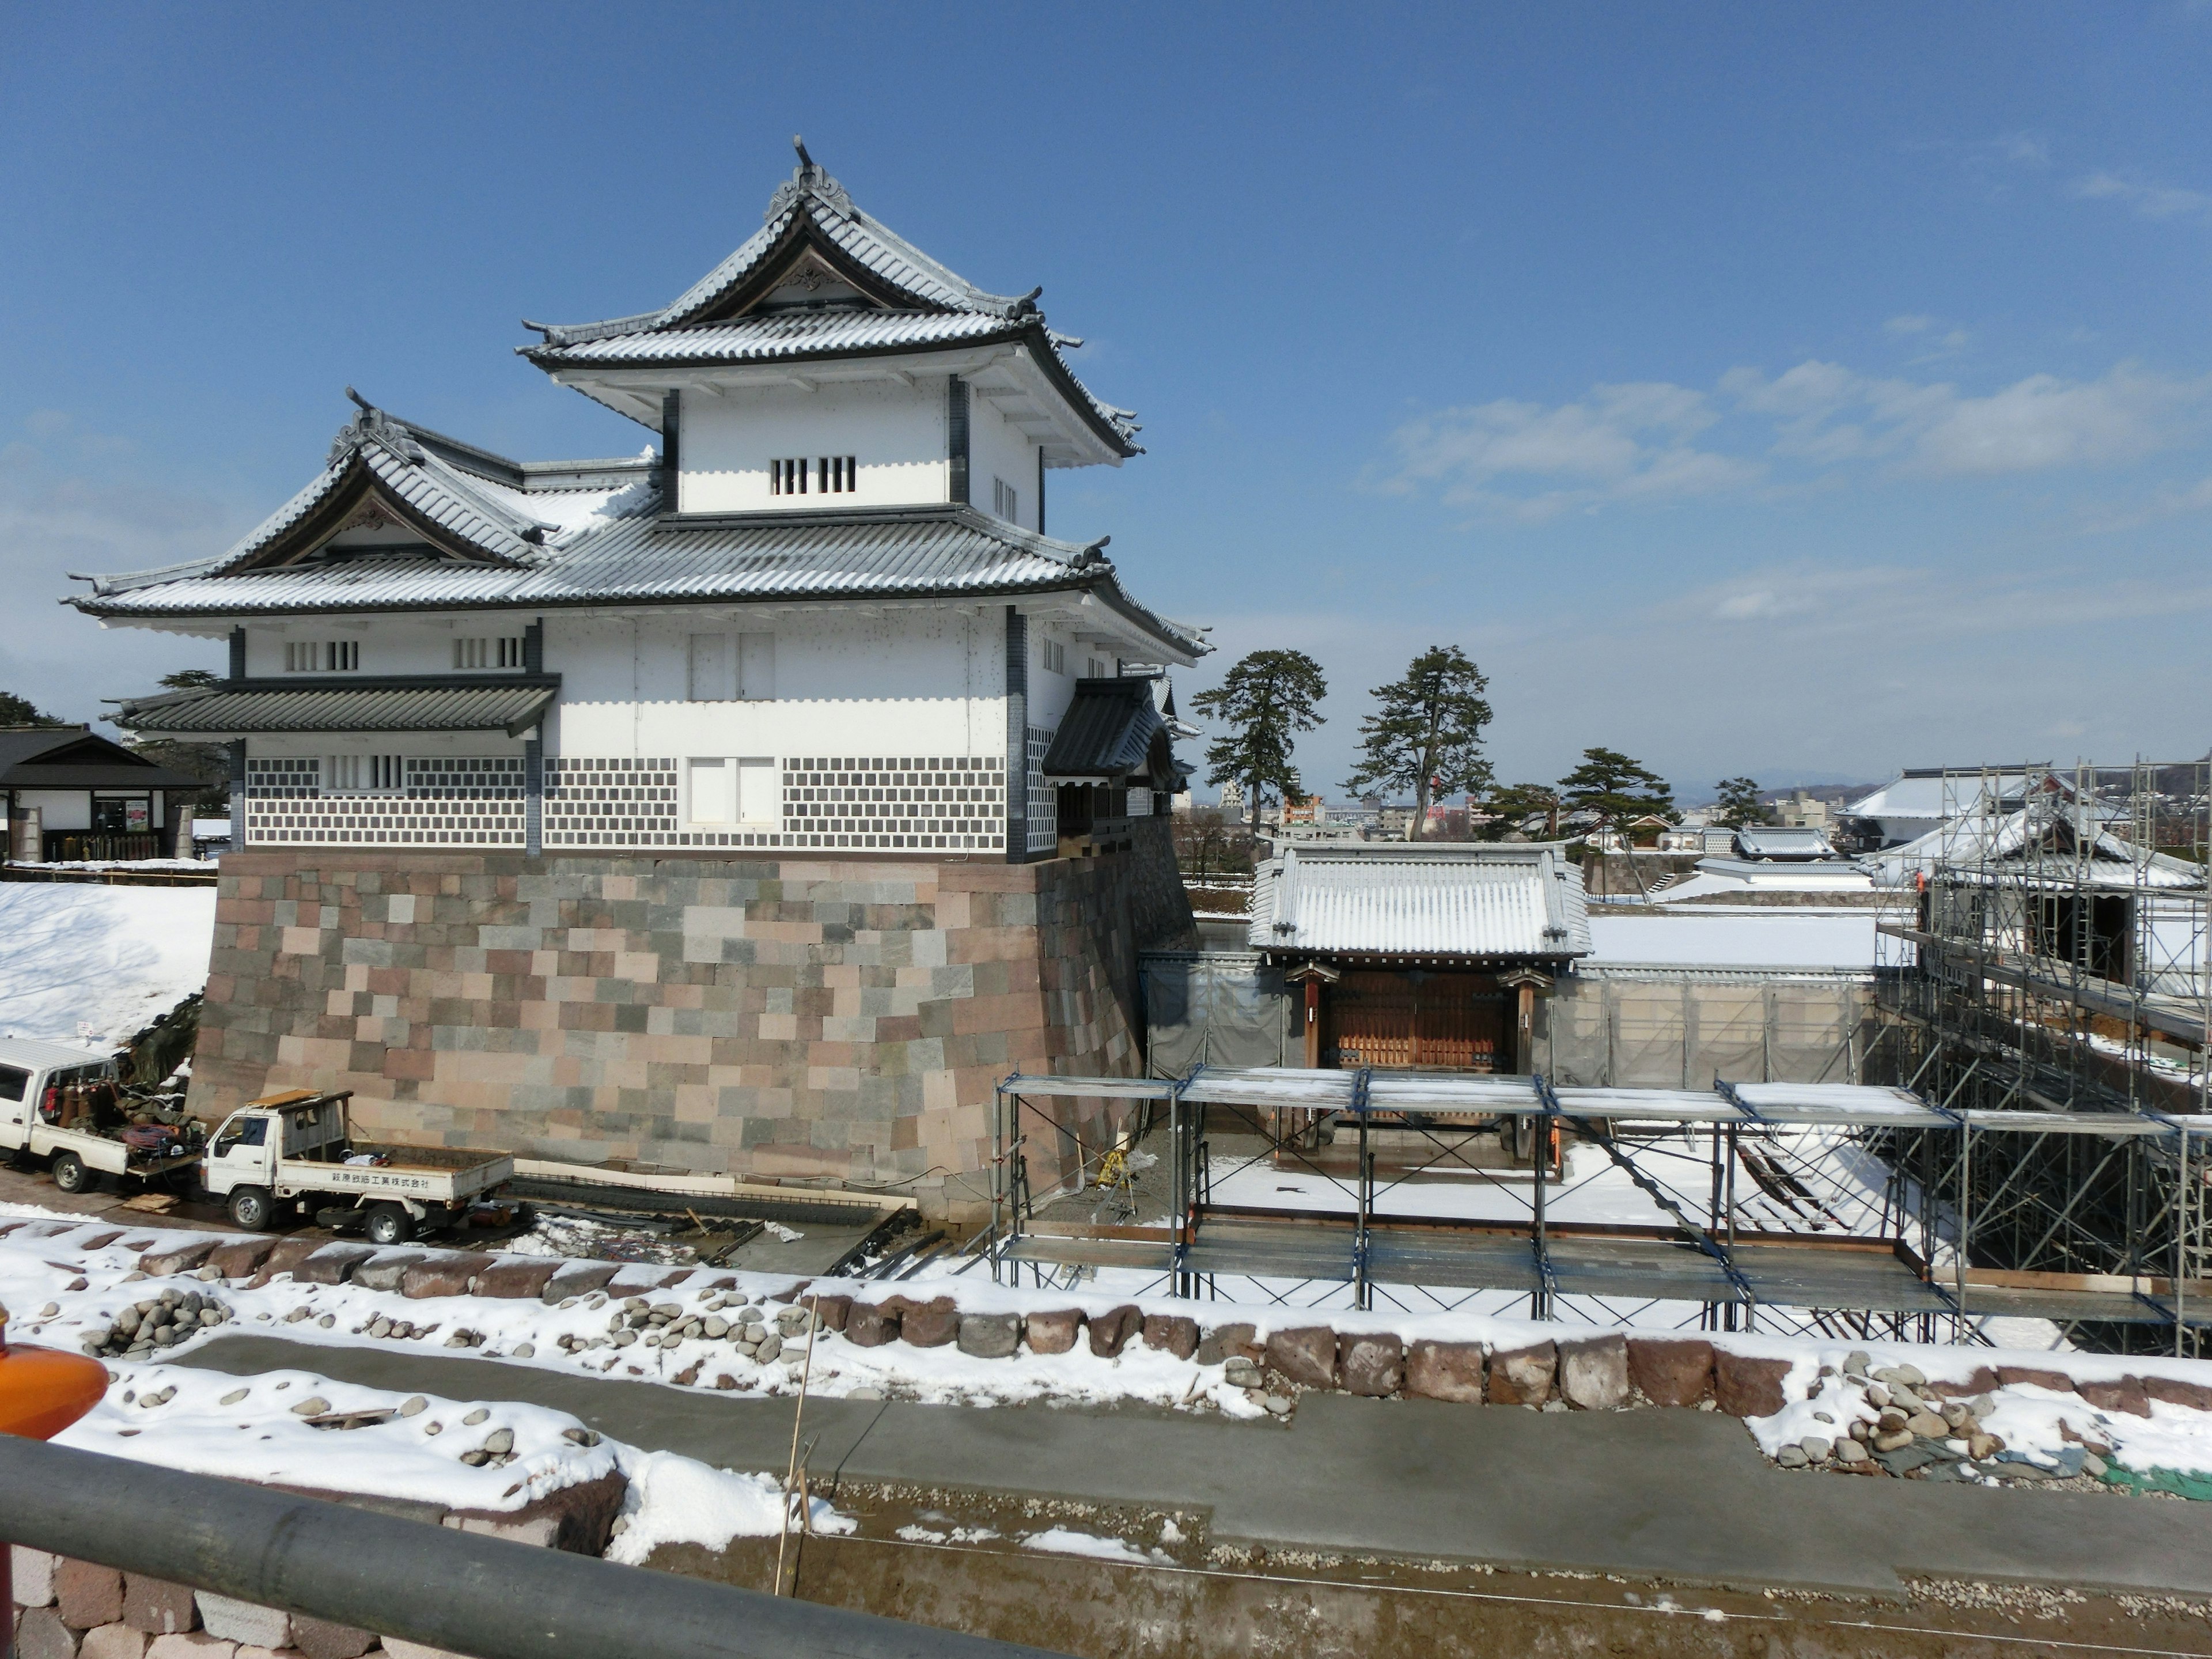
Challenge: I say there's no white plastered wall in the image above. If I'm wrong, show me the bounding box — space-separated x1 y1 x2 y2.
544 604 1007 824
969 392 1041 533
677 380 946 514
242 615 533 678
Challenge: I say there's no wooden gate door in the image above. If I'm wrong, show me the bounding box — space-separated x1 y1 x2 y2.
1332 972 1416 1068
1330 972 1504 1070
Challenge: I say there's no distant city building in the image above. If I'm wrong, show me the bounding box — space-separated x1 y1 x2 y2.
1777 789 1831 830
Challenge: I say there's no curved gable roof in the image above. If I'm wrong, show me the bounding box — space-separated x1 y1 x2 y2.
529 148 1029 349
517 146 1142 460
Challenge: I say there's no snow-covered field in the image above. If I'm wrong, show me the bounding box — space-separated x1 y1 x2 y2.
0 881 215 1045
0 1209 844 1553
8 1203 2212 1495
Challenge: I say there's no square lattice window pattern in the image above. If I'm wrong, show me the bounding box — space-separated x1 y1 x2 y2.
544 759 681 847
244 757 526 846
546 756 1003 851
242 753 1012 854
1026 726 1056 853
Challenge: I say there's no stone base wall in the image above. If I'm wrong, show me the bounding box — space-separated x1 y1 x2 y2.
188 835 1194 1214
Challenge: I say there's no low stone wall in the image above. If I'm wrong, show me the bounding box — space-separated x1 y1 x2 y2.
188 838 1193 1215
9 1470 620 1659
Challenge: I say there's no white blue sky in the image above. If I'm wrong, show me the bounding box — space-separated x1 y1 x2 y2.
3 4 2208 803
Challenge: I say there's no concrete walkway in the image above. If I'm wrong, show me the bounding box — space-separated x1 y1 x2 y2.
180 1334 2212 1599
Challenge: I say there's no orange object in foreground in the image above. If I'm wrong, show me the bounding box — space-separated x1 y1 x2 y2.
0 1333 110 1441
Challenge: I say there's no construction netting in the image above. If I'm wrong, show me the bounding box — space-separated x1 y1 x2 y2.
1141 952 1294 1074
1139 953 1873 1086
1538 970 1872 1087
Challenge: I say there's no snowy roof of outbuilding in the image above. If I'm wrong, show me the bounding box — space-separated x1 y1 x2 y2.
1731 825 1835 860
1846 770 2029 823
1250 842 1592 960
1869 808 2202 891
1583 908 1878 970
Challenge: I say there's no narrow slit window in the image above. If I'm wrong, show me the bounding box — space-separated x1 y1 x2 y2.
287 641 359 672
770 457 809 495
818 456 857 493
993 476 1019 523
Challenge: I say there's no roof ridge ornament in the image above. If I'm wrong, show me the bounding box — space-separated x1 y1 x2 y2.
329 388 425 468
766 134 853 223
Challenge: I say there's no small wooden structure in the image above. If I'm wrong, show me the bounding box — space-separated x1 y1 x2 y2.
1252 842 1590 1075
1 726 204 863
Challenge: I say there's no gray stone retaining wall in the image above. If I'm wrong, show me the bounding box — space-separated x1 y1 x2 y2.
187 825 1192 1211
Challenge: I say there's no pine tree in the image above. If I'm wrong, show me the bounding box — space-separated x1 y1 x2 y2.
1559 747 1675 842
1191 650 1327 820
1343 646 1493 840
0 690 64 726
1713 776 1772 828
1484 782 1562 839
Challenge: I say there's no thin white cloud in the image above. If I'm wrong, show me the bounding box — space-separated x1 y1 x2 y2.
1384 382 1758 516
1884 315 1936 336
1721 359 2206 478
2071 169 2212 226
1388 359 2209 517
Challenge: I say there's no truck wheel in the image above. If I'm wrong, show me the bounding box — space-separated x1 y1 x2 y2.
228 1185 275 1230
365 1203 414 1246
51 1152 91 1194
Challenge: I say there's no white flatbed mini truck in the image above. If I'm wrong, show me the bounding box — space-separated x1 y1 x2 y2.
202 1089 513 1244
0 1036 200 1194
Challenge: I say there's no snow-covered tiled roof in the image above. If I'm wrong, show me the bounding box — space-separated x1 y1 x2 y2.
73 495 1206 659
517 146 1142 460
532 151 1031 347
531 309 1018 365
1250 842 1592 960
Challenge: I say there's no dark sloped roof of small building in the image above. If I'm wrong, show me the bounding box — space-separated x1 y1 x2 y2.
0 726 206 790
115 680 559 739
1041 679 1166 779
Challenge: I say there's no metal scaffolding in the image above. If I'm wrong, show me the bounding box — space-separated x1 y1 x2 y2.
1866 761 2212 1355
987 1066 2212 1345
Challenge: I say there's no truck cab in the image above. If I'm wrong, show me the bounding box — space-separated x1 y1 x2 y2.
203 1090 513 1242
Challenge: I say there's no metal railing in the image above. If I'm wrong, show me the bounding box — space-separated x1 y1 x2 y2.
0 1436 1065 1659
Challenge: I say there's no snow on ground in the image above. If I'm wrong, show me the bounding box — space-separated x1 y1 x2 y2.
604 1449 849 1565
0 1213 1260 1422
500 1211 698 1266
1 1219 845 1544
0 881 215 1045
6 1209 2204 1490
1021 1527 1168 1565
56 1362 618 1513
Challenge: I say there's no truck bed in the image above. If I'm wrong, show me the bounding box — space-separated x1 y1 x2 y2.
333 1143 509 1173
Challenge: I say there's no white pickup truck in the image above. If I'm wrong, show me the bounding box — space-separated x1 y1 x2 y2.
202 1089 514 1244
0 1036 202 1194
